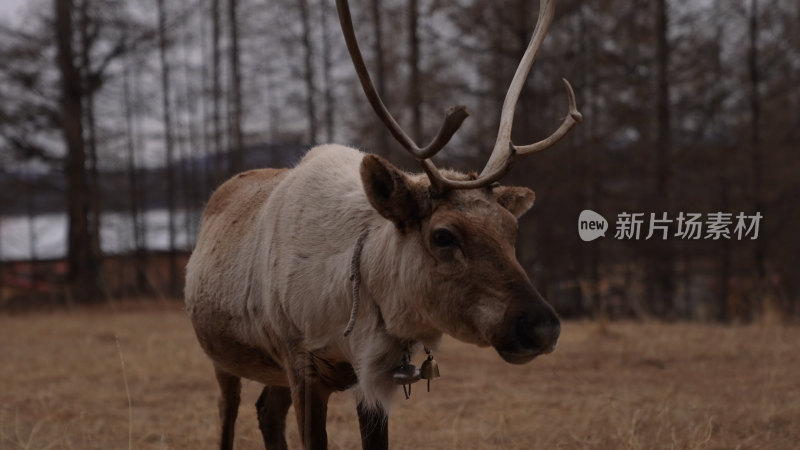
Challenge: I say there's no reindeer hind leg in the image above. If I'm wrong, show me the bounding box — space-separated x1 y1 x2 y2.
289 370 332 450
214 366 242 450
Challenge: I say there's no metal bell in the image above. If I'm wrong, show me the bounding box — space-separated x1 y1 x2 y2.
392 364 421 385
420 356 440 380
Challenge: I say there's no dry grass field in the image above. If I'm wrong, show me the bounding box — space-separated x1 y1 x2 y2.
1 302 798 450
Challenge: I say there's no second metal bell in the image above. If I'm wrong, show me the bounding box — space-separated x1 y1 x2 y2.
420 356 440 380
392 364 421 385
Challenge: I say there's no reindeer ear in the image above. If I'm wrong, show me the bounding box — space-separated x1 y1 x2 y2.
494 186 535 218
361 154 424 231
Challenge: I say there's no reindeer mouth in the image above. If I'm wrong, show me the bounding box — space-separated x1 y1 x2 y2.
496 348 542 365
493 311 560 365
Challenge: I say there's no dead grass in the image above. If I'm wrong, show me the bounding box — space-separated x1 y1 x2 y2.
1 303 798 449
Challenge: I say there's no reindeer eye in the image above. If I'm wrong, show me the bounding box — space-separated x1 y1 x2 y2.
432 229 457 247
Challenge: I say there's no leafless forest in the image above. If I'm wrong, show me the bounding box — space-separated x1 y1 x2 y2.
1 0 799 321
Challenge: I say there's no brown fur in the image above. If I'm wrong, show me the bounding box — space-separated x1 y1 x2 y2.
204 168 288 218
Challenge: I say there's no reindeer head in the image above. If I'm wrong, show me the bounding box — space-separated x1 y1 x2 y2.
338 0 581 363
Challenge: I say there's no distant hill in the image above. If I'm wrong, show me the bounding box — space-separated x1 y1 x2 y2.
0 142 308 216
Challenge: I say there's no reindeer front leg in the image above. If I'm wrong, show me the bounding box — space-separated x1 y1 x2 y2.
356 403 388 450
289 356 333 450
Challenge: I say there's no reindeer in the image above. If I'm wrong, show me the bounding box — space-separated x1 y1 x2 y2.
184 0 581 448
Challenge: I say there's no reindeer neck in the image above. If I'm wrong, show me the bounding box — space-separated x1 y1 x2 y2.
356 221 441 346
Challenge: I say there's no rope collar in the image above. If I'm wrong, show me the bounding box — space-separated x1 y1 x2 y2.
344 229 370 337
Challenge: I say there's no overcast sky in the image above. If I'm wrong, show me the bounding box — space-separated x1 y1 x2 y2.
0 0 26 19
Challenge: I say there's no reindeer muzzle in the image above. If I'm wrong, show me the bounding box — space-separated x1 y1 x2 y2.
494 287 561 364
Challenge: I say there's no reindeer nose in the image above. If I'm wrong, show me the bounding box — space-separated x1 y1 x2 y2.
515 308 561 355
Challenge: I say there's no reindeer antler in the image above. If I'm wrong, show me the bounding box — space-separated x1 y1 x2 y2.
480 0 583 177
335 0 468 160
336 0 581 193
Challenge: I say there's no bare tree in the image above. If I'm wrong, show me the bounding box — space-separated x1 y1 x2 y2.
55 0 103 302
651 0 675 316
121 24 148 295
0 212 3 298
704 0 732 320
24 176 39 291
199 3 214 193
319 0 336 142
157 0 178 296
371 0 388 154
578 2 602 318
78 0 103 281
408 0 422 143
228 0 244 172
748 0 765 286
180 9 203 241
211 0 224 180
298 0 318 144
0 216 3 298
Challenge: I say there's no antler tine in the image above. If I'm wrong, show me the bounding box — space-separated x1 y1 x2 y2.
480 0 582 177
335 0 469 160
513 78 582 155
